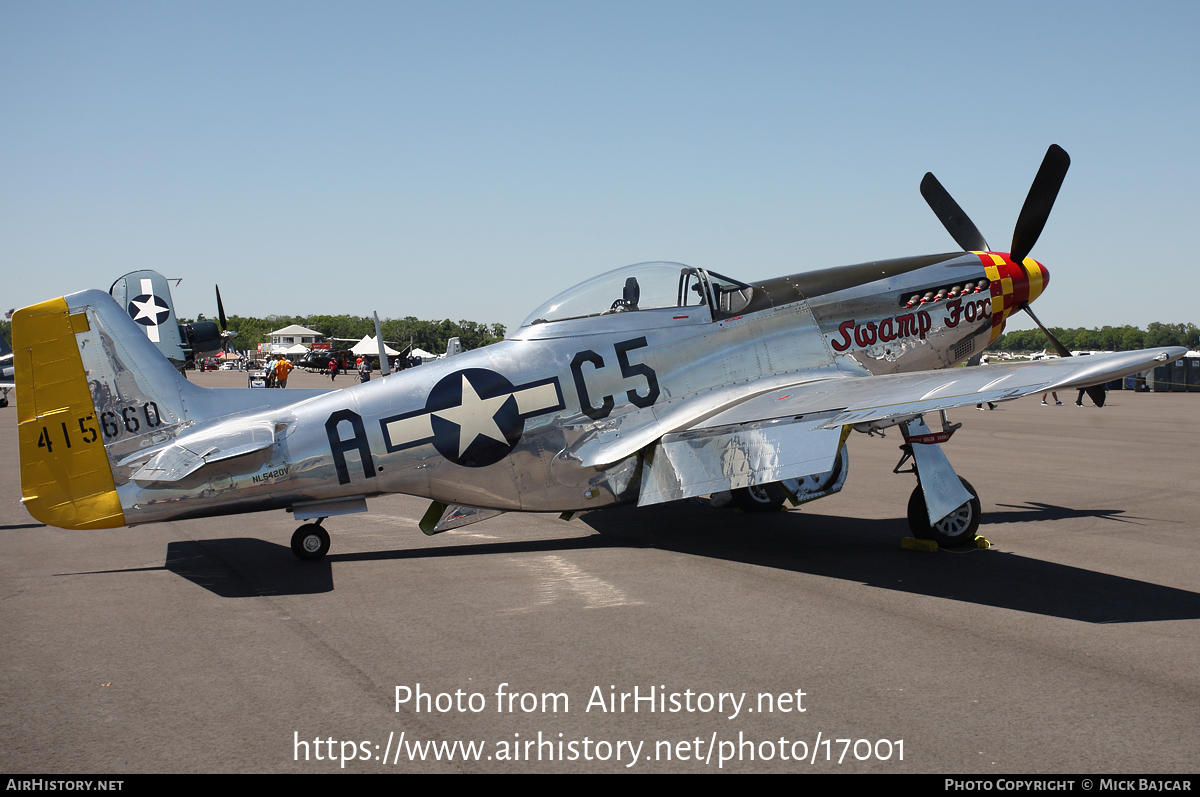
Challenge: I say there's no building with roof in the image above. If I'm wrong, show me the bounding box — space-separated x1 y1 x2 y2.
266 324 324 354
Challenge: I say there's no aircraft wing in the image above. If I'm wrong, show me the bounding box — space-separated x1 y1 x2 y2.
627 347 1185 506
696 347 1183 430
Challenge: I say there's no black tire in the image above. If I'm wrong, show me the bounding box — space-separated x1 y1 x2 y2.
733 482 787 513
291 524 330 561
907 477 980 547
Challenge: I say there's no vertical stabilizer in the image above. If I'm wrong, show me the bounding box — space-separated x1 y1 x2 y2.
14 297 126 528
16 288 204 529
110 271 187 367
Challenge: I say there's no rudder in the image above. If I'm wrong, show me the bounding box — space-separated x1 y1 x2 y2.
15 297 126 529
15 288 200 529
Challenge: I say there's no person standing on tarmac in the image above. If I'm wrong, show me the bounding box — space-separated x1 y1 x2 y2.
274 356 294 388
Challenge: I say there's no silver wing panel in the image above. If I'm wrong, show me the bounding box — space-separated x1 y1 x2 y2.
635 348 1182 507
699 348 1185 431
638 411 843 506
576 349 1182 470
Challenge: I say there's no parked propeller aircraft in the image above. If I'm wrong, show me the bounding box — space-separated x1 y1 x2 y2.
13 145 1184 559
109 271 236 372
0 333 13 408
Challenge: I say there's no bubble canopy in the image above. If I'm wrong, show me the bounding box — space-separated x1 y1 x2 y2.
520 262 751 328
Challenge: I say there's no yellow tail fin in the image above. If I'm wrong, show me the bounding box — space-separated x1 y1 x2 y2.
15 297 125 529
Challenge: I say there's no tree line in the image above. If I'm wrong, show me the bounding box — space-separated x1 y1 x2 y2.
201 314 507 355
3 319 1196 354
0 314 507 354
992 322 1199 352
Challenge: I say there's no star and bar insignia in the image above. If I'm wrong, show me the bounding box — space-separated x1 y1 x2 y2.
380 368 564 467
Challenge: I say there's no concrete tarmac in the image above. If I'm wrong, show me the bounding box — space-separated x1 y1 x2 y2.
1 372 1197 773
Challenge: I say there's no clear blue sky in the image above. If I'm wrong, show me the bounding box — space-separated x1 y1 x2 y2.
3 1 1197 334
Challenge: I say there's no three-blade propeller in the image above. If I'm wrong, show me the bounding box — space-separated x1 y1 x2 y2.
921 145 1104 406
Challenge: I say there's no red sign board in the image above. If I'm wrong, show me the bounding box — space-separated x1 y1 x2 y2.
311 342 331 350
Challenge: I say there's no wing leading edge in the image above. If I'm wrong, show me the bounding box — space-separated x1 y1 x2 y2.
698 348 1184 430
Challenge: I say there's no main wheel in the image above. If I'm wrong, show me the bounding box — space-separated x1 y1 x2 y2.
733 482 787 513
291 524 330 561
907 477 980 547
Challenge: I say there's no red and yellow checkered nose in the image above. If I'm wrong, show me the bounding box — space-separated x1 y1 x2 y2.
974 252 1050 343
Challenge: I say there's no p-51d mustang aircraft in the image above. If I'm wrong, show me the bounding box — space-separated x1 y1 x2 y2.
14 146 1184 559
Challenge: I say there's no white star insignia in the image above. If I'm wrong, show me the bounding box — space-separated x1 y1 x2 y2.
432 375 511 456
130 296 167 325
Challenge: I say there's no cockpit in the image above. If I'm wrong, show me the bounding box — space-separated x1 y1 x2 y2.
519 262 754 329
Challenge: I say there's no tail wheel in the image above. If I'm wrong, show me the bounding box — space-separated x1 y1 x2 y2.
291 524 330 561
733 483 787 513
907 477 981 547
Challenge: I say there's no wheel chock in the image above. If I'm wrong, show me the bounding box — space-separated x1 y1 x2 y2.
902 536 990 552
901 537 940 552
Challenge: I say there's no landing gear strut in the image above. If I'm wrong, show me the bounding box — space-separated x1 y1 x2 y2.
291 522 330 561
895 414 980 548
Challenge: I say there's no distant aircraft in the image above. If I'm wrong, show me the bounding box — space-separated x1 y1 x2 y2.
0 333 12 408
109 271 235 373
12 145 1184 560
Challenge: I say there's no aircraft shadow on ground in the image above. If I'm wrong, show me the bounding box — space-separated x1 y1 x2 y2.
165 535 614 598
578 500 1200 624
61 535 615 598
86 500 1198 622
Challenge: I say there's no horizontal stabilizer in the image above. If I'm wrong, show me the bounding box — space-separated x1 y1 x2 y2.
131 423 278 482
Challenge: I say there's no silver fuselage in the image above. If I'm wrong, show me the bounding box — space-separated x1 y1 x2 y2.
98 251 1016 525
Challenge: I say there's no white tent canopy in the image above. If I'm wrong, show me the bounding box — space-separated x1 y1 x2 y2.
410 348 438 361
350 335 401 356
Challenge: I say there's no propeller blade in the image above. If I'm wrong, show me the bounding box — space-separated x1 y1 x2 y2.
1084 384 1108 408
374 311 391 376
215 286 231 352
1021 303 1105 407
1010 144 1070 265
1021 303 1071 359
920 172 990 252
